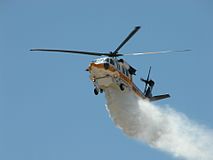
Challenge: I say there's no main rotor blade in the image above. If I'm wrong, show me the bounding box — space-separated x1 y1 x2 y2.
113 26 141 54
124 49 191 56
30 49 110 56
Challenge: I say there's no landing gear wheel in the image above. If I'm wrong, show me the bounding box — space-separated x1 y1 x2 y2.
120 84 125 91
94 88 99 95
100 89 103 93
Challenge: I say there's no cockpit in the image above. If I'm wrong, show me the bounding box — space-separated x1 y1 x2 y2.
93 57 136 79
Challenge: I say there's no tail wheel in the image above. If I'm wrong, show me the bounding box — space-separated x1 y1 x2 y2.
120 84 125 91
94 88 99 95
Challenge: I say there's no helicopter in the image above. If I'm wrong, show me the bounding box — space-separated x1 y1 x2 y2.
30 26 190 101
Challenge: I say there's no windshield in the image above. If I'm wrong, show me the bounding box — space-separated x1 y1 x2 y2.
94 58 109 64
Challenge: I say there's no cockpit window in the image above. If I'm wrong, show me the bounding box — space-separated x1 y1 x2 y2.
95 58 103 63
105 58 109 63
110 59 115 66
95 58 109 64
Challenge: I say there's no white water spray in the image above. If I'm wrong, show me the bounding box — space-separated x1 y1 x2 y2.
105 87 213 160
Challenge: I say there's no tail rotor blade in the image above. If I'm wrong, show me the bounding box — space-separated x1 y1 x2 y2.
143 66 151 93
147 66 151 82
140 78 146 82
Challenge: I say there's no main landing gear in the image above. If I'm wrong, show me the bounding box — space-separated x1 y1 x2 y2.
94 84 124 95
94 88 103 95
119 84 125 91
94 88 99 95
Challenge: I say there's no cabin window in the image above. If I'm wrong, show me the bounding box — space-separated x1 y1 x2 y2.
110 59 115 66
121 67 129 77
114 60 119 70
124 68 128 77
117 63 120 71
126 69 129 77
122 66 125 75
105 58 109 63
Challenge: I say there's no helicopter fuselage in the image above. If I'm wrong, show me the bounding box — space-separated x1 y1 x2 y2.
87 57 146 99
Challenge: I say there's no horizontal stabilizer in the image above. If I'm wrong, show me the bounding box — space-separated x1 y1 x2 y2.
149 94 170 102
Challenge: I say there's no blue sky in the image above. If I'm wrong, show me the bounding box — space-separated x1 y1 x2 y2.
0 0 213 160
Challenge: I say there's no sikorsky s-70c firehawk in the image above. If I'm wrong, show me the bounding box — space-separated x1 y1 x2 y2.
31 26 190 101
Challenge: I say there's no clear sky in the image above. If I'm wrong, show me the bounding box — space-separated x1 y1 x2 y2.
0 0 213 160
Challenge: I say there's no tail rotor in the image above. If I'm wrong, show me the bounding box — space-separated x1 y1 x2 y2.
140 66 153 94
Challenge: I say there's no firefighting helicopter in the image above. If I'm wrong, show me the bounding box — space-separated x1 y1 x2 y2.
30 26 190 101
